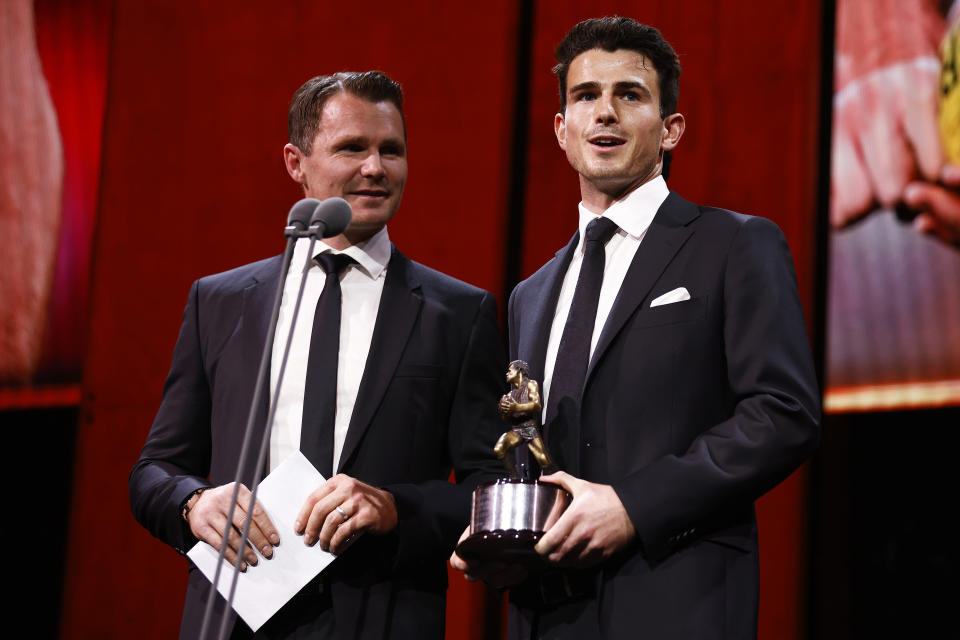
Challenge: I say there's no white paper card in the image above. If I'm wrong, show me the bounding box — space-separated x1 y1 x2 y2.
187 451 335 631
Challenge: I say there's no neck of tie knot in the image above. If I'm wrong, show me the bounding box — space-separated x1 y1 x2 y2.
585 216 618 245
315 252 356 277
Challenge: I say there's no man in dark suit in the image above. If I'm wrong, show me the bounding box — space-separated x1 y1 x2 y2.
452 18 820 639
130 71 506 639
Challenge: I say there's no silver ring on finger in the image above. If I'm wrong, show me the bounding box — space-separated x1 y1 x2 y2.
336 505 350 521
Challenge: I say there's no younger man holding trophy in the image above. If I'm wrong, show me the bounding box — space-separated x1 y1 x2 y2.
452 17 820 640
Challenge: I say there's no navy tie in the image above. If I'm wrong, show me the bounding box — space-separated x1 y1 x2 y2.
301 252 356 478
544 216 619 473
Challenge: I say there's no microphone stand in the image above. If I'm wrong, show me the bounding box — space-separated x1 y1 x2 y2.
198 196 350 640
198 203 319 640
214 227 325 640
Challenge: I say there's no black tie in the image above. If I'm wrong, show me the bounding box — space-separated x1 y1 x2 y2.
301 252 356 478
544 216 618 472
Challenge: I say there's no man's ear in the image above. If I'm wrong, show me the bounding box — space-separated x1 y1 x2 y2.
661 112 685 151
554 112 567 151
283 143 305 185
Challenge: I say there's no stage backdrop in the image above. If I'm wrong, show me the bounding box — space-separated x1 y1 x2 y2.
0 0 107 390
826 0 960 412
57 2 825 638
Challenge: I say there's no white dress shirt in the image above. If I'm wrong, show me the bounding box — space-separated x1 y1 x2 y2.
268 227 391 473
541 176 670 419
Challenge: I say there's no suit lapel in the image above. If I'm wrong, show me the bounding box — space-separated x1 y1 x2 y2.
337 246 422 472
238 256 283 482
586 193 700 383
522 233 579 381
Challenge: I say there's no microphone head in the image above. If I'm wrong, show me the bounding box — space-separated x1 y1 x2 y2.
309 197 352 238
287 198 320 230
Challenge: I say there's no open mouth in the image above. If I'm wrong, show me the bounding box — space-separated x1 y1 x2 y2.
588 135 626 149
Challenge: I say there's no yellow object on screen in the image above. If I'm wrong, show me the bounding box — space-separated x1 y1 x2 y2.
940 22 960 163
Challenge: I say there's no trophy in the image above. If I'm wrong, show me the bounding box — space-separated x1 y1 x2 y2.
456 360 570 563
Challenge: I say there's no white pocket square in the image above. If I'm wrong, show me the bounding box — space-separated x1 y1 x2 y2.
650 287 691 307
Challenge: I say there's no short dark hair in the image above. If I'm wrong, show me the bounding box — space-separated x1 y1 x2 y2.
553 17 681 119
288 71 404 155
508 360 530 376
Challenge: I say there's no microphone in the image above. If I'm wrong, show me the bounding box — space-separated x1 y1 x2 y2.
284 197 321 237
306 197 352 238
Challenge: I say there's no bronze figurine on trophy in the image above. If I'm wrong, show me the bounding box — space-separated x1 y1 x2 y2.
495 360 557 479
456 360 569 563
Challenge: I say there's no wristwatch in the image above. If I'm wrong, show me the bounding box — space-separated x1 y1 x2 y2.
180 487 207 522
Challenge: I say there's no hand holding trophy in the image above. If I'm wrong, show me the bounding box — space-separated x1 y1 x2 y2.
456 361 570 563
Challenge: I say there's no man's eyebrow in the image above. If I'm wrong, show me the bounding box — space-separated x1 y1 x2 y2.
568 81 601 94
331 134 368 147
568 80 651 95
330 134 405 150
381 136 406 148
614 80 650 95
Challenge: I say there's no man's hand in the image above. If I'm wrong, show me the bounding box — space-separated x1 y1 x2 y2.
830 0 946 228
449 526 528 588
294 474 398 555
831 59 943 227
534 471 636 568
905 165 960 248
185 482 280 571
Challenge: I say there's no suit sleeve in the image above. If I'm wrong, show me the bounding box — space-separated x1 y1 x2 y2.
446 291 511 489
129 280 213 554
384 291 507 562
612 217 821 560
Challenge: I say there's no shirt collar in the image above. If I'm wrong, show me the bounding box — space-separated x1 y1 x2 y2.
575 175 670 246
291 226 391 280
315 226 391 279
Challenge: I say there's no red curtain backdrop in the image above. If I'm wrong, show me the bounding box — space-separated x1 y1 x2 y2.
58 2 824 639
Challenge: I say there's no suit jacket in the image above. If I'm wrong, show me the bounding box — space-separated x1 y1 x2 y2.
506 193 820 639
130 246 506 639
